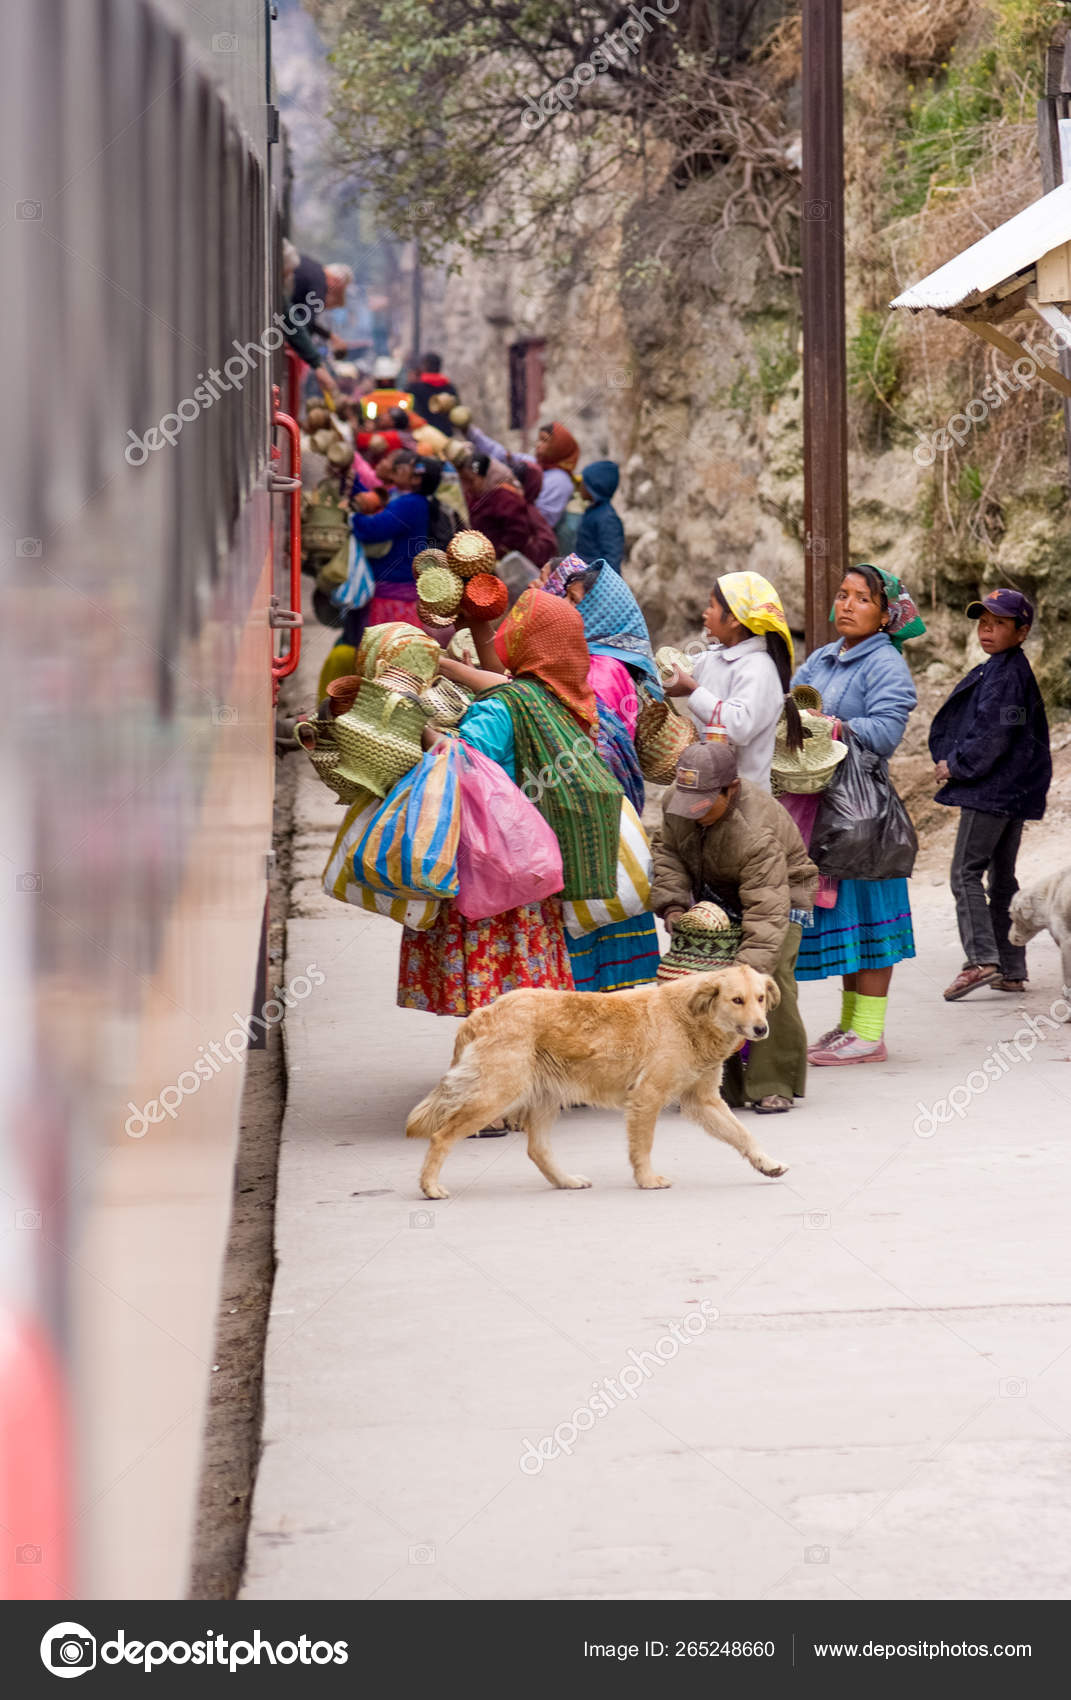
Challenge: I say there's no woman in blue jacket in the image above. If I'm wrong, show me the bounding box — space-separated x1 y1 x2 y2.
340 452 434 648
792 565 924 1066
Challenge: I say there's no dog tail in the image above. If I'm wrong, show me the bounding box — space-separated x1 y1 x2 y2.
406 1047 483 1140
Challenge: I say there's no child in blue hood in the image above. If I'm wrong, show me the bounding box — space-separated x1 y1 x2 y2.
576 459 625 572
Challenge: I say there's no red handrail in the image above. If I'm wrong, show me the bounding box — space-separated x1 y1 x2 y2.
271 386 302 683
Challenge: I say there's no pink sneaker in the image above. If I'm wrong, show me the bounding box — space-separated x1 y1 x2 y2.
809 1030 888 1067
807 1024 844 1057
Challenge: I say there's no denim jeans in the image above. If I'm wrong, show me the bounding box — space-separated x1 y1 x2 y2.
949 809 1026 978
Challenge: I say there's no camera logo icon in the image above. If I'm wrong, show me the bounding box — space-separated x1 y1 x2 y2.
212 704 239 726
804 1544 830 1564
16 1543 42 1563
999 1377 1027 1398
16 1209 42 1230
212 33 239 53
409 1543 436 1565
804 1210 830 1231
16 872 42 893
607 368 633 390
409 1210 435 1229
15 538 43 557
803 199 831 220
1000 705 1026 726
40 1623 96 1678
16 200 43 220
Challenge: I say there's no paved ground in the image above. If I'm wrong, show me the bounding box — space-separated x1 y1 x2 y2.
243 622 1071 1600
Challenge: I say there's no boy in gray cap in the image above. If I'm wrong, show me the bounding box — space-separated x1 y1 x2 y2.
650 743 817 1113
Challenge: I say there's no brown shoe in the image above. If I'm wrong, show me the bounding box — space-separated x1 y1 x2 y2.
943 964 1001 1001
993 977 1027 994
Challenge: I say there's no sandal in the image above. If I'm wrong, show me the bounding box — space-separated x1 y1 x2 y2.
993 977 1027 994
468 1119 513 1138
943 964 1001 1001
753 1094 792 1114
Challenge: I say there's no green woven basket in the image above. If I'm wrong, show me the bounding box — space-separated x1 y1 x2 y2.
329 678 429 799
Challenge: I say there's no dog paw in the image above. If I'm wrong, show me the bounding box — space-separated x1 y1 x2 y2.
756 1159 787 1178
421 1183 450 1200
560 1173 592 1190
636 1173 672 1190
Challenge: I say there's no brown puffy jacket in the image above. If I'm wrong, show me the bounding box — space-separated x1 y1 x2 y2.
650 778 818 976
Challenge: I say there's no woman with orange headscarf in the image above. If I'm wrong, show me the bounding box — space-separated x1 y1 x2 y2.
535 421 580 533
398 588 648 1018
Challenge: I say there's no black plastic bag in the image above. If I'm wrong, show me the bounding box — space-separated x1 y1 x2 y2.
810 730 918 881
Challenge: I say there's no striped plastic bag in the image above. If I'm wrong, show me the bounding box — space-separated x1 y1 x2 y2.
562 798 652 938
354 741 461 901
322 789 441 927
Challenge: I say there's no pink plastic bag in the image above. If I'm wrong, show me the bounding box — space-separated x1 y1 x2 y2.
454 741 564 920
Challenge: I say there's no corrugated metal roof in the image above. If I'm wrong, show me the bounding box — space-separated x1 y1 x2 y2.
890 182 1071 312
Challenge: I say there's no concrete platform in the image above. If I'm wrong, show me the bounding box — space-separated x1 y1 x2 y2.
245 628 1071 1600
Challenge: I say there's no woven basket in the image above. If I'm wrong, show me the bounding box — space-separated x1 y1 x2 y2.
417 604 458 630
376 666 424 700
460 572 508 622
635 697 695 784
371 627 441 683
302 486 349 560
325 675 362 717
295 718 366 805
411 546 449 583
792 683 824 713
329 678 429 799
447 529 497 579
416 565 464 617
657 903 743 982
418 678 472 728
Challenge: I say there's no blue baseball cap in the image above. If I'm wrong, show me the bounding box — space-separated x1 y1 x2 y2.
966 588 1034 625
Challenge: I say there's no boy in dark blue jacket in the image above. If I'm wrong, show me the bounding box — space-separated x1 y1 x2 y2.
929 589 1051 1000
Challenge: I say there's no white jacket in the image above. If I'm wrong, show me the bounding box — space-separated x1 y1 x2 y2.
684 635 784 789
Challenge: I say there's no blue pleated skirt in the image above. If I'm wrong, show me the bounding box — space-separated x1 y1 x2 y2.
795 877 915 982
566 914 661 993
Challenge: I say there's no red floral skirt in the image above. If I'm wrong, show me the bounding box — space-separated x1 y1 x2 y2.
397 899 574 1016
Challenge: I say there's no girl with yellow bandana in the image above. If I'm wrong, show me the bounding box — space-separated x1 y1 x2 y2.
664 572 803 788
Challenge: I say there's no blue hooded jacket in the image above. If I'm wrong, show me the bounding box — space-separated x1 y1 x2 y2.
576 460 625 573
928 646 1051 820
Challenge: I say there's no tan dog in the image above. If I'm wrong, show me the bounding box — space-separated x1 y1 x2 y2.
407 964 788 1199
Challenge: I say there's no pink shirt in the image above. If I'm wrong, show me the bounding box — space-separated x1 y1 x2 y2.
588 654 639 735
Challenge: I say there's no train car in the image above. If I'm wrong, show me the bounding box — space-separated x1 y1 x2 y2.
0 0 299 1598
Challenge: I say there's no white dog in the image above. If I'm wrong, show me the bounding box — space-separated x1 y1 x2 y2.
1010 872 1071 1014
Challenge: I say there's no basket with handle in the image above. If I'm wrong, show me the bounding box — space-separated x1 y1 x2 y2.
295 718 365 805
418 677 473 728
635 694 695 784
328 677 430 799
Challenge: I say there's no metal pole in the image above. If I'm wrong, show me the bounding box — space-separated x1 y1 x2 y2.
1037 25 1071 487
801 0 849 653
411 239 422 364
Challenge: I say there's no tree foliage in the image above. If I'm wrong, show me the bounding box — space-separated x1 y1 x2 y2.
306 0 790 258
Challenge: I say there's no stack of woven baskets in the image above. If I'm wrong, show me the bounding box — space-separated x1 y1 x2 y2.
413 529 507 627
